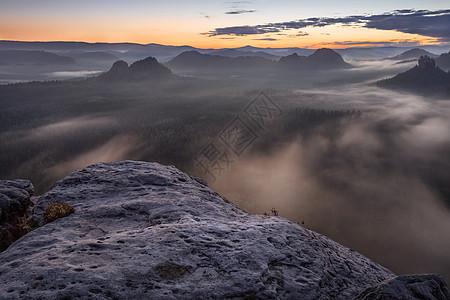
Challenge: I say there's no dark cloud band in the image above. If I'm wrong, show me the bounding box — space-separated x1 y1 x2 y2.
253 38 278 41
225 9 256 15
203 9 450 40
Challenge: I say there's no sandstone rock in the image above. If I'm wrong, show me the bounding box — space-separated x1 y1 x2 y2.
0 161 440 299
98 57 172 81
128 56 172 80
103 60 129 80
377 56 450 97
0 179 34 251
355 274 450 300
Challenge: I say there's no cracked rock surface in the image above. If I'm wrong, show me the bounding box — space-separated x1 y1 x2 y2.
0 179 34 251
0 161 433 299
355 274 450 300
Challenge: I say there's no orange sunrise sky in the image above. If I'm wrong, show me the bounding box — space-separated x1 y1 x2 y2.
1 0 449 48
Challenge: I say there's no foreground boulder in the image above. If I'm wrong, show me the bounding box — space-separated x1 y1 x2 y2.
355 274 449 300
0 180 34 251
0 161 446 299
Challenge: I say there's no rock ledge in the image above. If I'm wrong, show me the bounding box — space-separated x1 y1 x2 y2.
0 161 447 299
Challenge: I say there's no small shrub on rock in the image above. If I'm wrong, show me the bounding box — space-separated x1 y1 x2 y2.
156 262 188 279
43 201 75 223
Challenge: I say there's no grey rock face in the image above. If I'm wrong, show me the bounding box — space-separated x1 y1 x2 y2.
0 179 34 251
0 161 397 299
355 274 450 300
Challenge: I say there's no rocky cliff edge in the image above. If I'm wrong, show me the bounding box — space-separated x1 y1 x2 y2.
0 161 448 299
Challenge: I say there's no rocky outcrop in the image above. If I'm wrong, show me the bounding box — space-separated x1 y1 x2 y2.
0 161 447 299
355 274 450 300
98 57 173 81
278 52 307 67
0 180 34 251
278 48 352 70
128 57 173 80
418 55 437 69
101 60 129 80
306 48 352 69
378 56 450 97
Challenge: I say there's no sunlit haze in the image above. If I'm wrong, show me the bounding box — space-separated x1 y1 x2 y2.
1 0 449 48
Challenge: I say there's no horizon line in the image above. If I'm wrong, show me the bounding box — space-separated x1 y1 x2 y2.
0 39 445 50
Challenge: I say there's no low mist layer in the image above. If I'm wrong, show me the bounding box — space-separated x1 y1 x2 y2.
211 85 450 279
0 59 449 282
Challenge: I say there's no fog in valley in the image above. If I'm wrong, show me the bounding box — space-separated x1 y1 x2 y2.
1 43 450 281
212 85 450 279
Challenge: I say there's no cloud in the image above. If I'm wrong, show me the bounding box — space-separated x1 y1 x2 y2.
332 39 422 47
47 70 102 79
225 1 252 3
12 116 117 144
46 135 144 186
293 31 309 37
253 38 278 41
204 9 450 40
206 25 280 36
224 0 255 15
225 1 252 7
364 9 450 39
226 9 256 15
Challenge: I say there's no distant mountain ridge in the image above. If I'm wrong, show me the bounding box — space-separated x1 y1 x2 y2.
63 51 119 64
0 50 76 65
2 40 450 62
207 49 280 60
2 41 450 84
279 48 352 70
167 48 351 71
0 41 144 52
165 50 277 70
389 48 437 60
